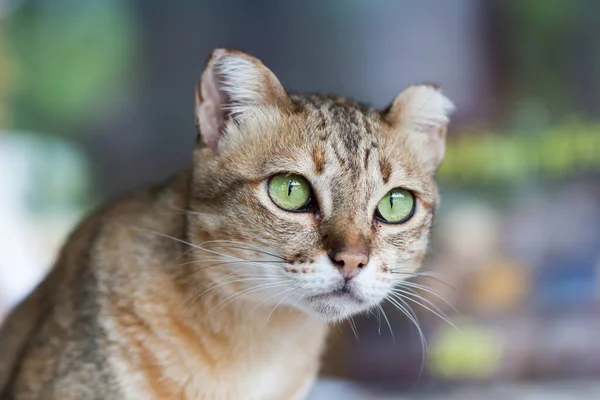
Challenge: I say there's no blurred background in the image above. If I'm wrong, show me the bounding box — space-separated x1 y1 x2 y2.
1 0 600 398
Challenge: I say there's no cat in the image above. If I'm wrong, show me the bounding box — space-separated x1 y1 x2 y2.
0 48 453 400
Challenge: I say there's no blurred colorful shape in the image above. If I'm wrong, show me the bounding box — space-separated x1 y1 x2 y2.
3 0 138 134
428 318 502 380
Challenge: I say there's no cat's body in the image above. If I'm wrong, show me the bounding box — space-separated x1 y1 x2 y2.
0 49 453 399
0 174 326 399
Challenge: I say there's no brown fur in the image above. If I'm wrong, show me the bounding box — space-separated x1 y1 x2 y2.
0 49 453 399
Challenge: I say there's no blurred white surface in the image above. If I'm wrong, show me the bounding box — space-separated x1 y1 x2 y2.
0 132 91 316
308 379 600 399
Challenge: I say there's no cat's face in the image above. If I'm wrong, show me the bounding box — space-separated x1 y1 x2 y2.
188 49 453 322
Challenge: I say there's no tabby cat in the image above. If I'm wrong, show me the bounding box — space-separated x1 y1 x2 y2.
0 48 453 399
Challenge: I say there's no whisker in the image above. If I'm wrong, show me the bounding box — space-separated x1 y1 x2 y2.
168 206 203 216
391 271 455 289
396 280 458 313
208 282 289 317
289 290 307 315
386 295 425 345
390 288 457 329
181 260 282 279
251 287 296 314
134 230 283 276
197 240 286 261
392 287 450 319
291 289 314 324
207 245 285 260
264 290 295 325
390 289 458 331
181 258 284 268
187 276 286 309
388 292 419 324
369 308 382 335
348 316 359 341
386 294 427 379
132 228 252 263
376 303 395 341
135 229 289 282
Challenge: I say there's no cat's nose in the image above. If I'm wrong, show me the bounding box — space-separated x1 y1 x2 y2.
328 249 369 280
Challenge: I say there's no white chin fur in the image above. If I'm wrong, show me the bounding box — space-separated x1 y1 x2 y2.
307 299 370 322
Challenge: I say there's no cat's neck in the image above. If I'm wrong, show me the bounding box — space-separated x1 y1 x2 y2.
114 262 327 399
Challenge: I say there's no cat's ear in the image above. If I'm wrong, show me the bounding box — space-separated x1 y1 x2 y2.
194 48 290 151
383 85 454 173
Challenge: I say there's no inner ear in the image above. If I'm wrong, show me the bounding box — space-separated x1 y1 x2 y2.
194 48 290 152
195 66 232 150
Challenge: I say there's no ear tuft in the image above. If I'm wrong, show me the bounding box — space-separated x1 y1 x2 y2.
194 48 289 151
384 85 455 172
211 50 271 116
384 84 454 131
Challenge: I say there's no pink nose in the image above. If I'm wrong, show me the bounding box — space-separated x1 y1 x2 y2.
329 249 369 280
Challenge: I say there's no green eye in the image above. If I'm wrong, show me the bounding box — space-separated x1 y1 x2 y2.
268 174 313 211
376 188 415 223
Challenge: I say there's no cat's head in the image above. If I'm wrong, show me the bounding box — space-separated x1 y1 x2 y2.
188 49 453 322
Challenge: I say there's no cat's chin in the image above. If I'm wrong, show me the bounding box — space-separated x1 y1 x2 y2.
299 290 374 322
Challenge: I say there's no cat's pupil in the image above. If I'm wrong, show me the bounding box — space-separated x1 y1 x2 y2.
288 181 293 197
